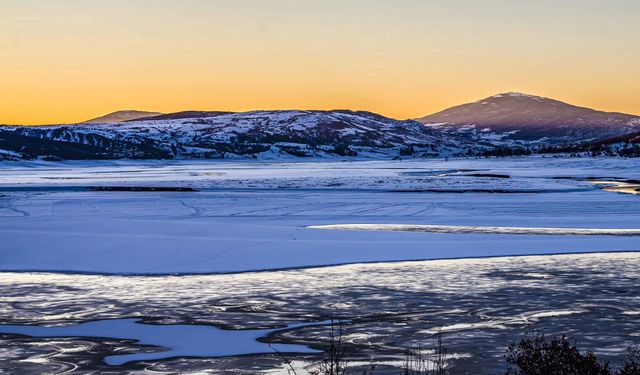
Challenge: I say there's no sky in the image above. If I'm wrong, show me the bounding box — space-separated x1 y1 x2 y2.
1 0 639 125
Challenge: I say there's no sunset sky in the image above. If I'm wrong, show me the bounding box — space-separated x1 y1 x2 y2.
1 0 639 125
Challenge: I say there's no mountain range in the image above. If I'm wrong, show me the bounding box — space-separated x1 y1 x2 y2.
1 93 639 160
0 111 483 160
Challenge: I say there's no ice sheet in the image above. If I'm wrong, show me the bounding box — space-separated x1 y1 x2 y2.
1 157 639 274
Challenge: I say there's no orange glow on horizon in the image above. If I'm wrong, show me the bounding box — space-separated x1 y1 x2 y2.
1 0 639 125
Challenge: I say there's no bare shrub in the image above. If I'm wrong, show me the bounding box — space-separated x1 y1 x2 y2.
505 333 611 375
272 317 375 375
402 333 448 375
619 345 640 375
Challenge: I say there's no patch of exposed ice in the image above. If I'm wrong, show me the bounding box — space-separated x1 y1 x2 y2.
308 224 640 236
0 318 325 365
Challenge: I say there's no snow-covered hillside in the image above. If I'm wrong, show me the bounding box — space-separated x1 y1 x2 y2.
0 110 485 161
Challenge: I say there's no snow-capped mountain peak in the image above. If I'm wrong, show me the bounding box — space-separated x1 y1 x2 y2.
419 93 640 147
490 92 545 99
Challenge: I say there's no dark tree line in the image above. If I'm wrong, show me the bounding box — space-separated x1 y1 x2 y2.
480 143 640 158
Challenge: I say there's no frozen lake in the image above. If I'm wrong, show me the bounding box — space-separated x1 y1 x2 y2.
0 157 639 373
1 157 640 274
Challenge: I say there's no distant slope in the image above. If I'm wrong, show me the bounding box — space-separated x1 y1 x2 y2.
578 123 640 157
83 110 163 124
599 128 640 145
418 92 640 147
0 110 485 161
126 111 232 122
